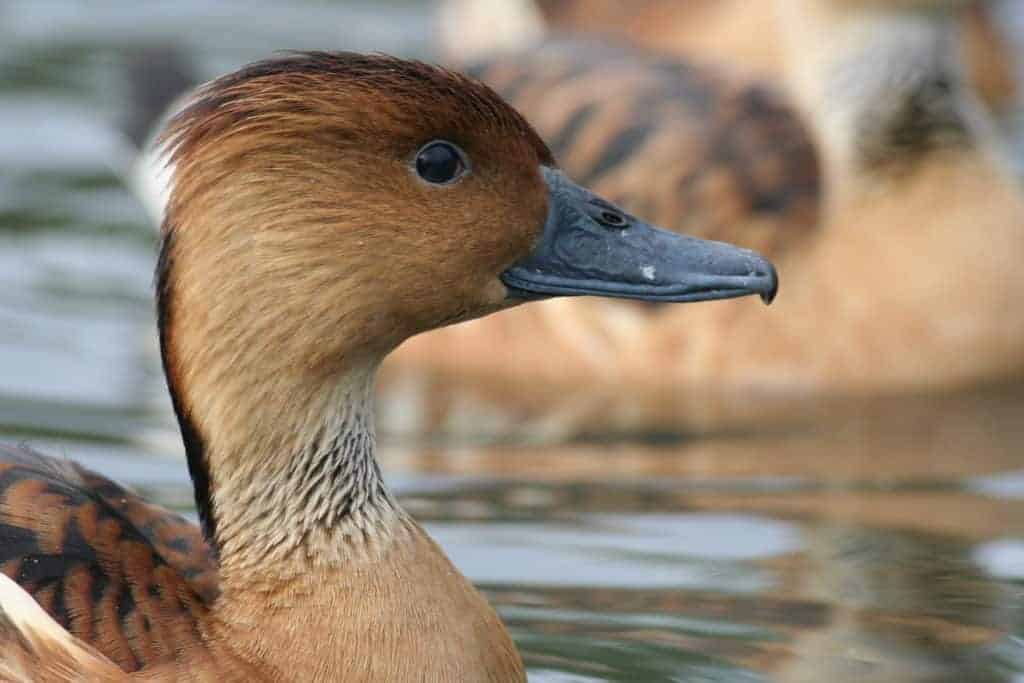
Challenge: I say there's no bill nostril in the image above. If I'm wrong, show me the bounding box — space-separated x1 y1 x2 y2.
598 210 628 229
584 197 631 229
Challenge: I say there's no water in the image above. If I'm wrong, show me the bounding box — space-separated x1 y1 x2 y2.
2 2 1023 681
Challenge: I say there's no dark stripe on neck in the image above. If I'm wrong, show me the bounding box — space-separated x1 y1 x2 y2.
156 226 218 555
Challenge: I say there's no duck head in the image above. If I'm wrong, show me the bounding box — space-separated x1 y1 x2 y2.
157 52 776 556
162 52 775 366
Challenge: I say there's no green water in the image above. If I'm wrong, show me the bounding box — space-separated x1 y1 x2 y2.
2 2 1023 681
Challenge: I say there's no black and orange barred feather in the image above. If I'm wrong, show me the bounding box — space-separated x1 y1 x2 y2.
0 444 216 672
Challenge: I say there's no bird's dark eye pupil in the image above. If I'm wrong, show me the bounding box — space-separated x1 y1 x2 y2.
416 142 464 184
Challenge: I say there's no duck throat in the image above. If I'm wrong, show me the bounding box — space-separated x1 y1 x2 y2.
203 367 399 579
777 1 985 183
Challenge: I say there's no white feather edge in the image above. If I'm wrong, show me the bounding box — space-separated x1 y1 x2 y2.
125 91 192 229
0 573 124 680
0 574 74 646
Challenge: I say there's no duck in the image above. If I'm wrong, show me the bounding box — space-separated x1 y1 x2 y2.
439 0 1020 115
0 52 777 681
376 0 1024 439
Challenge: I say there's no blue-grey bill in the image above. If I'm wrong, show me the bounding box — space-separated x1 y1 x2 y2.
501 168 778 305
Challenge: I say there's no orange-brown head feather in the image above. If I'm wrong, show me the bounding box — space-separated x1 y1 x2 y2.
161 51 554 355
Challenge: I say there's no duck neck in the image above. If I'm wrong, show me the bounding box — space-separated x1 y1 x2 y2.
776 0 987 194
175 361 525 682
162 342 402 593
210 364 401 584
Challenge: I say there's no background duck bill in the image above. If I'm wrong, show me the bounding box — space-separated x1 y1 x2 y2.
501 168 778 304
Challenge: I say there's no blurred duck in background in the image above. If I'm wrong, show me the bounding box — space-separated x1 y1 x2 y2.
440 0 1019 115
373 0 1024 439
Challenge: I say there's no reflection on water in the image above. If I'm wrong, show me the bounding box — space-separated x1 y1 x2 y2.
395 416 1024 682
2 1 1023 681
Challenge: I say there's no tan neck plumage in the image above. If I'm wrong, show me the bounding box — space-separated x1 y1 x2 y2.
194 364 524 682
160 318 526 680
159 191 411 582
206 365 401 585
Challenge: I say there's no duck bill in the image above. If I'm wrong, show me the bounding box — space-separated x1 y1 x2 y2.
501 169 778 304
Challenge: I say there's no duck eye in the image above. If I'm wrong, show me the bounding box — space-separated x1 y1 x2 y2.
415 141 467 185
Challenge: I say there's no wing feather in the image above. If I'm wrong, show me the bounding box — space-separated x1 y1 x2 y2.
0 444 215 672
